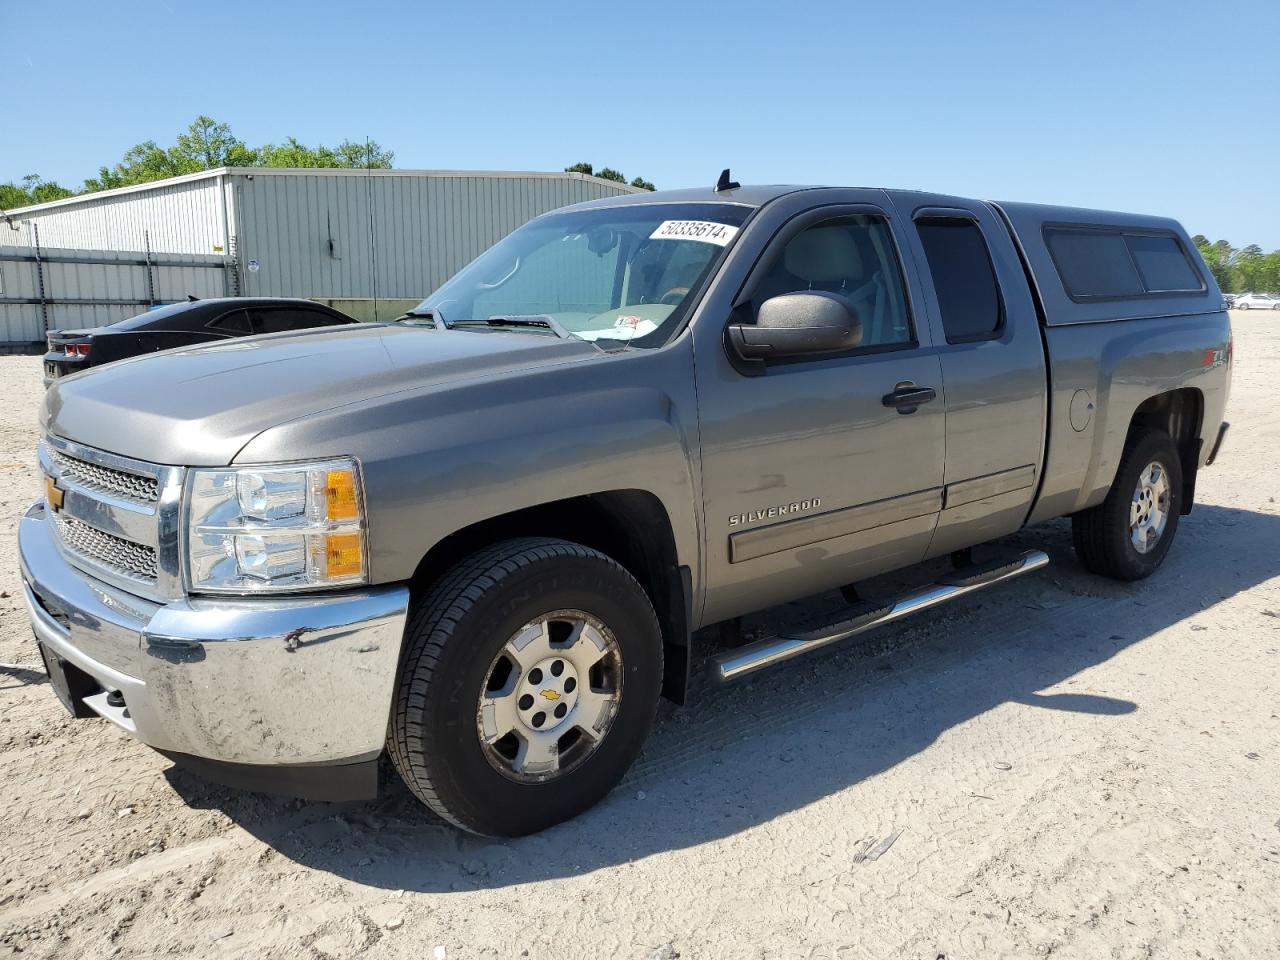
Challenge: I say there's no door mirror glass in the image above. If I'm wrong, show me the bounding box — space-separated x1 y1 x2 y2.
728 291 862 360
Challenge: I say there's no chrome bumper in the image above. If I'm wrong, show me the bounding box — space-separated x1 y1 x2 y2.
18 501 410 767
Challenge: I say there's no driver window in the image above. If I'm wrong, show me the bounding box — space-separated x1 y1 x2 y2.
753 215 913 348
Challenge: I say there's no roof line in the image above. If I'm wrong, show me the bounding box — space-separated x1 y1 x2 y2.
3 168 643 216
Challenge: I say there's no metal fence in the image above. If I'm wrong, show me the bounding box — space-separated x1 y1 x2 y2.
0 231 233 345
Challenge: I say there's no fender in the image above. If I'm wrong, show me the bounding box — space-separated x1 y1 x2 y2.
234 338 704 593
1029 311 1229 524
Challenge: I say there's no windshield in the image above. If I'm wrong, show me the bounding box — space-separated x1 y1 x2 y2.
411 202 751 347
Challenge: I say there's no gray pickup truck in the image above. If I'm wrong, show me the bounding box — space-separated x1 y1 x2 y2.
20 179 1231 836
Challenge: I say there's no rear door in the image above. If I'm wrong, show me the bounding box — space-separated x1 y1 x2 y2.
693 190 947 624
888 193 1048 557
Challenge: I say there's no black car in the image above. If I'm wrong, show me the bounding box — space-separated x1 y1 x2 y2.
43 297 358 386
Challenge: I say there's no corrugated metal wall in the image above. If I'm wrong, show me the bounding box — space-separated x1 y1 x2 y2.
232 171 635 301
0 244 231 343
3 170 639 319
2 175 229 254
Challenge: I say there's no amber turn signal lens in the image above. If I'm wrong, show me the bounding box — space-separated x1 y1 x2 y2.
325 470 359 520
325 532 363 578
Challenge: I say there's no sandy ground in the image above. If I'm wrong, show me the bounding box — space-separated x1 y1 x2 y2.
1 313 1278 960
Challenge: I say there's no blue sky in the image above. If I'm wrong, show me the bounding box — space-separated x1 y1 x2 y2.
4 0 1278 247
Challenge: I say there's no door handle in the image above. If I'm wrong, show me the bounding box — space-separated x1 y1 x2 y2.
882 383 937 414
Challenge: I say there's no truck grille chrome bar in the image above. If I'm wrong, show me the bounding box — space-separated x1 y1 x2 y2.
48 447 160 504
41 434 185 601
53 513 159 584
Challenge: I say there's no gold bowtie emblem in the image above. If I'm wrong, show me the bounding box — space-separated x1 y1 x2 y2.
539 689 561 701
45 476 64 511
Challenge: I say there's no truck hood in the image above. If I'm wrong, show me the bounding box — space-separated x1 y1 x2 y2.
43 323 600 465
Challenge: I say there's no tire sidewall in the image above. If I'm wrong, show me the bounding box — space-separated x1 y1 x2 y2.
408 552 662 836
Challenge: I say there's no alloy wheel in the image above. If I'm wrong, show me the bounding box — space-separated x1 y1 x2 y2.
1129 460 1170 554
476 610 624 782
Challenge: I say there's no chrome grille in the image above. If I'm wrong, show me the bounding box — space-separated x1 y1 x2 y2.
54 513 159 584
49 448 159 504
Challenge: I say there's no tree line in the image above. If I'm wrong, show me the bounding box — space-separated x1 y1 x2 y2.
0 118 659 211
1192 236 1280 294
0 116 394 210
564 162 655 192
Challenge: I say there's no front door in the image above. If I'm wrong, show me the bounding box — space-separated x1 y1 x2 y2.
693 195 947 624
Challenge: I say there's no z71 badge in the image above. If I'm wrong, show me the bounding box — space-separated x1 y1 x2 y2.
728 498 821 527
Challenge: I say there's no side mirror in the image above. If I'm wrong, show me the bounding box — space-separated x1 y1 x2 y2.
727 291 862 361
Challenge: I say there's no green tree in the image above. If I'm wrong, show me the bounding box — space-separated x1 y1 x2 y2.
84 141 180 191
331 139 394 168
1237 244 1268 292
1193 235 1235 292
565 162 657 190
0 174 74 209
81 117 392 193
0 182 31 209
259 136 392 169
173 116 258 170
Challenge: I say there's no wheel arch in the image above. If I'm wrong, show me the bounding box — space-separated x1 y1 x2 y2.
1125 387 1204 515
408 490 693 704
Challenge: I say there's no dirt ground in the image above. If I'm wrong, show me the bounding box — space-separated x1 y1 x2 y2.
1 312 1278 960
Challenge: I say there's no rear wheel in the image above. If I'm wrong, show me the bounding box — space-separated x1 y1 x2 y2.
1072 430 1183 581
388 538 663 836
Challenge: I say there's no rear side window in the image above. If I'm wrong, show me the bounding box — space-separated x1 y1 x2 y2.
916 218 1004 343
208 310 252 334
1125 235 1202 292
251 308 340 334
1045 227 1203 300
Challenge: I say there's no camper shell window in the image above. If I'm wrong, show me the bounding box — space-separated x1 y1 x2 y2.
1044 225 1205 302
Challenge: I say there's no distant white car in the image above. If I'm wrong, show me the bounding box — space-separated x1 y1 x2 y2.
1234 293 1280 310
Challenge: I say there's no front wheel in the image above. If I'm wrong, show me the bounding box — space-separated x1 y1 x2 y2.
1072 430 1183 581
388 538 663 836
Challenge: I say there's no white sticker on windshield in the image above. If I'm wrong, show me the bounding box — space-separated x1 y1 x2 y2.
649 220 739 246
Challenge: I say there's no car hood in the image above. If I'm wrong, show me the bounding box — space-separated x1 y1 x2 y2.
43 323 600 465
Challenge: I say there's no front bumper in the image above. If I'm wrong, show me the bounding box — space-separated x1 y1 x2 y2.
18 501 410 792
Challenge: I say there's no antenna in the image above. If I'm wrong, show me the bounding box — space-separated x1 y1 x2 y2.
366 137 379 323
715 168 740 193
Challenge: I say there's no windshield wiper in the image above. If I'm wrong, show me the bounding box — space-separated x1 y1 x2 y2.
450 315 574 340
396 307 449 329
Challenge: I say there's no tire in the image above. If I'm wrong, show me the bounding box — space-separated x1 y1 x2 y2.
1071 430 1183 581
1239 302 1249 310
388 537 663 836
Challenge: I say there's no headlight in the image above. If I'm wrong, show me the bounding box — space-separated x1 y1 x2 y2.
184 459 367 593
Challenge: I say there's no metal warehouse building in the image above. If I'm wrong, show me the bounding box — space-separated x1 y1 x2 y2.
0 168 640 343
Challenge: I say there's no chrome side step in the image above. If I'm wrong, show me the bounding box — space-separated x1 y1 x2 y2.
709 549 1050 683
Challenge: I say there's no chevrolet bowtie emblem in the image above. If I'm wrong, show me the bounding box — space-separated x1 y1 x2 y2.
45 475 64 511
540 689 561 701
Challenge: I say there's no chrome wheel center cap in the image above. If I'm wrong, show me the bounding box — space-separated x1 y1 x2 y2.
515 655 579 733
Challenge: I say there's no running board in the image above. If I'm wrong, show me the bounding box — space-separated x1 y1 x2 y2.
709 549 1050 683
